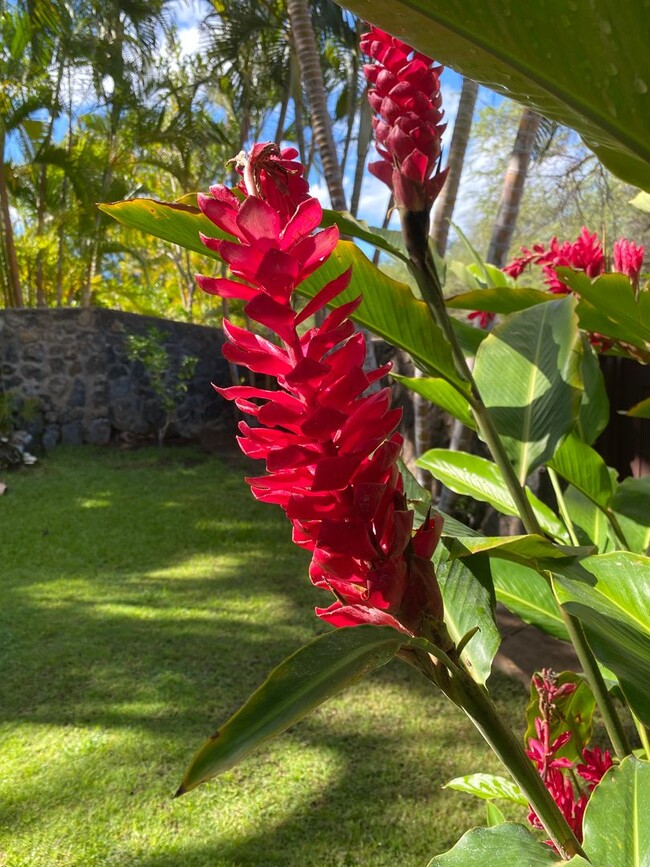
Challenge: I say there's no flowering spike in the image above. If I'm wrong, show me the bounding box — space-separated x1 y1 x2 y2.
362 26 447 214
196 142 446 639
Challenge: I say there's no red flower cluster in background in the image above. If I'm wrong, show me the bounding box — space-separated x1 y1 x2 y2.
526 670 613 846
361 26 447 213
196 143 444 638
504 227 645 293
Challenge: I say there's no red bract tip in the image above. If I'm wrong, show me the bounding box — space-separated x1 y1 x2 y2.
361 26 446 213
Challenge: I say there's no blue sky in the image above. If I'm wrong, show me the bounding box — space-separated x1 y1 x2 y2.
7 0 503 239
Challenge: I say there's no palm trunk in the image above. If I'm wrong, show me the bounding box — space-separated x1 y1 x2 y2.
486 108 542 267
35 57 64 307
350 85 372 217
431 77 478 257
0 126 24 307
274 74 291 145
290 49 307 165
286 0 347 211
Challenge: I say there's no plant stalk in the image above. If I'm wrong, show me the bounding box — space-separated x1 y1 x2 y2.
417 651 587 860
404 226 632 761
560 611 631 759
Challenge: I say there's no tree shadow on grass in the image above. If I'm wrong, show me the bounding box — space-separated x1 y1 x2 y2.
0 448 527 865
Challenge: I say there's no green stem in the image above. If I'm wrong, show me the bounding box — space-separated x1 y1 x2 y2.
605 508 632 551
405 237 632 762
408 253 541 532
548 467 580 546
561 612 631 759
418 652 587 860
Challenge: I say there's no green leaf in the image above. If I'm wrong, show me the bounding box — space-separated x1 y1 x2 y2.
547 433 614 509
582 757 650 866
576 336 609 443
177 626 403 794
553 553 650 726
448 535 592 568
338 0 650 190
444 773 528 806
98 198 232 258
426 823 587 866
100 199 467 391
524 672 596 764
624 397 650 419
564 486 610 551
417 449 569 542
298 240 468 391
446 286 554 315
320 209 408 261
451 317 489 358
392 374 476 430
473 297 583 483
611 476 650 528
563 271 650 351
485 802 506 827
435 551 499 684
610 476 650 555
491 560 569 642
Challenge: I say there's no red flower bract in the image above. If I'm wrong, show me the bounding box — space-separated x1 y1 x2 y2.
504 226 645 295
197 142 444 638
361 26 447 213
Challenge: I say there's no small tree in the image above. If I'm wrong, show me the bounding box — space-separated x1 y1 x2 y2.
124 328 198 447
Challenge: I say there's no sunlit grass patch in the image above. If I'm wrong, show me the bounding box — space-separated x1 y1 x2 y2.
1 446 525 866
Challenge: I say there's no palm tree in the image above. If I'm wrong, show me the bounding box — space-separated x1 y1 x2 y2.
0 3 56 307
431 76 479 257
286 0 346 210
486 107 542 267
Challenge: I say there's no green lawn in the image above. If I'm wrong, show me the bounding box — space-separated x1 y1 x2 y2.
0 446 526 866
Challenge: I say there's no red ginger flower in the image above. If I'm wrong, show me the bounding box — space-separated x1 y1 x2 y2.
526 670 612 847
196 142 444 637
361 26 447 213
504 227 645 295
613 238 645 287
504 227 605 294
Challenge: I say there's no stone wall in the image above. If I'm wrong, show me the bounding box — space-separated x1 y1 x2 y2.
0 308 234 448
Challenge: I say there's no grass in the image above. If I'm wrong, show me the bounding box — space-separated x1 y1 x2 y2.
0 445 527 866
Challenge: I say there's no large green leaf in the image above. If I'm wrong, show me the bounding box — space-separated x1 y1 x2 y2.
473 297 583 484
339 0 650 190
417 449 568 542
491 560 569 641
611 477 650 555
563 271 650 352
553 553 650 726
435 550 499 684
448 535 592 568
98 198 232 257
576 336 609 444
582 757 650 866
564 485 610 551
176 626 403 794
446 286 554 316
426 823 589 866
611 476 650 528
392 373 476 429
524 672 595 764
547 433 614 509
444 773 527 806
320 209 408 261
101 198 467 392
